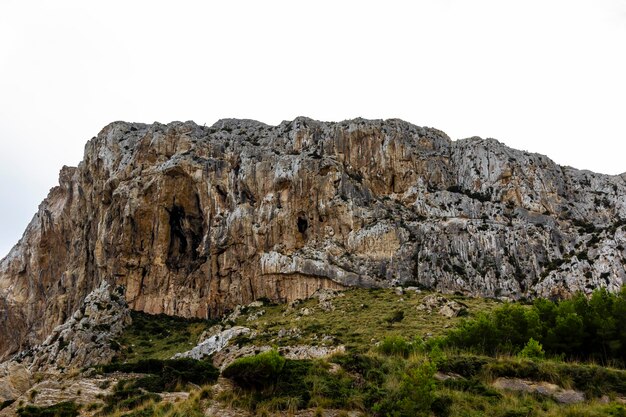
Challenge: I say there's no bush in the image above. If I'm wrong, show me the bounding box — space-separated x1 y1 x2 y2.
518 338 545 359
99 358 218 392
97 380 161 415
16 401 79 417
303 362 356 409
373 360 437 417
607 403 626 417
431 394 453 417
379 336 413 358
222 349 286 390
445 287 626 365
438 355 489 378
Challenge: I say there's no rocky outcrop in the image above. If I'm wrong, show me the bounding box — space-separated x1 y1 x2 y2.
493 377 585 404
173 326 252 360
1 117 625 359
0 376 116 417
0 283 130 402
211 344 346 371
417 295 468 318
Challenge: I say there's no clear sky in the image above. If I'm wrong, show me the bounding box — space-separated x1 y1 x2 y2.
1 0 625 259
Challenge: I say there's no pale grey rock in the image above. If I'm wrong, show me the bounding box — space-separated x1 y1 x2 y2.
246 309 265 321
0 376 116 417
224 306 244 323
493 377 585 404
14 282 130 373
312 288 344 312
438 301 466 318
300 307 313 316
417 294 467 317
247 301 264 308
280 345 345 360
197 324 224 344
434 372 462 381
212 344 345 370
172 326 252 360
0 362 31 404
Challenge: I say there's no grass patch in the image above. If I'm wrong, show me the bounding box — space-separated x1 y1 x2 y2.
111 311 218 361
222 349 287 390
230 288 501 350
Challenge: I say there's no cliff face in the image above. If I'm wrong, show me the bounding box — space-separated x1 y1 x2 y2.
1 117 625 359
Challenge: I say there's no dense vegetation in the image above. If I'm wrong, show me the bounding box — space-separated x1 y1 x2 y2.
91 358 218 415
50 287 626 417
16 401 79 417
219 349 438 416
446 287 626 365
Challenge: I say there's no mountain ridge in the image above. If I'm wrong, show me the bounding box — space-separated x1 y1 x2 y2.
1 117 625 360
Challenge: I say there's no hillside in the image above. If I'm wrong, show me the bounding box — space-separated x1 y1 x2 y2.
1 117 625 360
1 286 625 416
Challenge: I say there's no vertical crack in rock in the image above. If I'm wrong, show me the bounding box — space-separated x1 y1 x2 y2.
297 216 308 235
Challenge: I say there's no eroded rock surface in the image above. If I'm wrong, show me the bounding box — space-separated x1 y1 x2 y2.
173 326 252 360
1 117 626 359
0 283 130 402
212 344 346 370
417 295 468 318
493 377 585 404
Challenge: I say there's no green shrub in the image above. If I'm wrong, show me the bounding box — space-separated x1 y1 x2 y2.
431 394 453 417
379 335 413 358
99 358 218 392
373 360 436 417
272 360 314 406
445 286 626 365
304 362 357 409
95 357 218 414
518 338 545 359
16 401 79 417
607 403 626 417
438 355 489 378
222 349 286 390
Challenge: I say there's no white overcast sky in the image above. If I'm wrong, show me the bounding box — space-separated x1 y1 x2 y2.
1 0 625 259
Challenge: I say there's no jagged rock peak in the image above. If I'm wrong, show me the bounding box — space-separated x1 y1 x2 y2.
1 117 625 361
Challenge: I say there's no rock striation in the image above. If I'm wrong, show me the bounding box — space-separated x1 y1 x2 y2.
1 117 625 360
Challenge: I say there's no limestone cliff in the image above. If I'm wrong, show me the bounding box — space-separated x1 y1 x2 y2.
1 117 625 360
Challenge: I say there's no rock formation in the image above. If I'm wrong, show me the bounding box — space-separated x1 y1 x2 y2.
0 282 130 402
1 117 625 360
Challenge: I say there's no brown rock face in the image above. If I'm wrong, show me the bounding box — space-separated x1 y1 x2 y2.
1 117 625 359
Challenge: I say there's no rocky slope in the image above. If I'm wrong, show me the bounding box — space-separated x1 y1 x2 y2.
0 282 130 403
1 117 626 360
